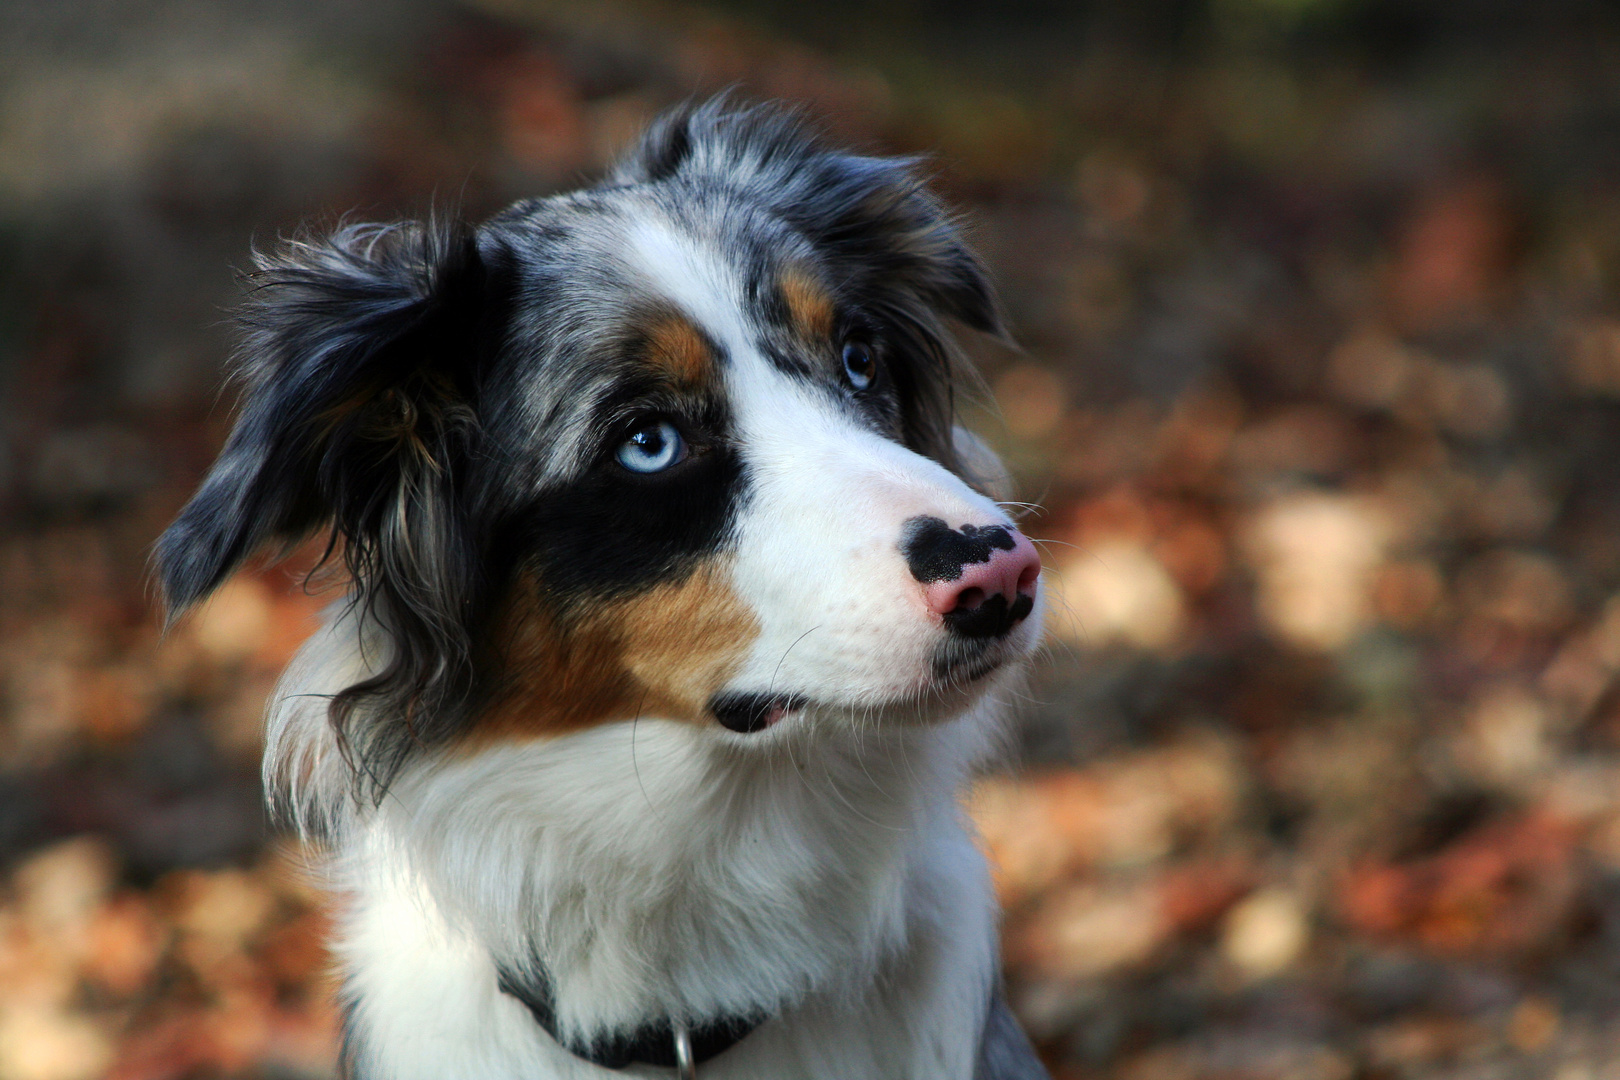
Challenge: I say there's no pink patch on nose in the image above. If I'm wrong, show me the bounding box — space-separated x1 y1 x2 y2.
922 529 1041 618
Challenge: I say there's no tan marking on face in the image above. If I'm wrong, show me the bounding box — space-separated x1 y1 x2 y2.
614 565 759 717
643 313 716 385
780 266 834 339
475 580 636 741
471 561 759 743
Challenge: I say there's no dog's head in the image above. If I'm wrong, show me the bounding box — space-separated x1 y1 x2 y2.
158 101 1042 797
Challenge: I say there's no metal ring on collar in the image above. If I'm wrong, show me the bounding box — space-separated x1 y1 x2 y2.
673 1023 696 1080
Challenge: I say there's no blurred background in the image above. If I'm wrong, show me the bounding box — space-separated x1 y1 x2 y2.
4 0 1620 1077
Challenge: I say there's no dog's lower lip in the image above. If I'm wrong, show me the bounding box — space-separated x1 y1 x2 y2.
931 638 1010 685
708 692 807 733
947 655 1001 683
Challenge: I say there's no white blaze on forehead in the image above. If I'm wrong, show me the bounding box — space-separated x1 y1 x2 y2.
624 216 753 360
622 213 856 450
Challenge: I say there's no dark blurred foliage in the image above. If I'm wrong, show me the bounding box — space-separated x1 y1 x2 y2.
6 0 1620 1076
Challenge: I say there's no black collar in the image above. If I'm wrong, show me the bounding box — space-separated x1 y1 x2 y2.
497 965 763 1071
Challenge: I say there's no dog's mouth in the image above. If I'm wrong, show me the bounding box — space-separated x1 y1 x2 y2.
707 691 809 733
708 647 1018 734
707 615 1040 734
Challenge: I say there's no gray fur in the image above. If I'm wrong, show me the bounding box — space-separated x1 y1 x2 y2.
976 987 1052 1080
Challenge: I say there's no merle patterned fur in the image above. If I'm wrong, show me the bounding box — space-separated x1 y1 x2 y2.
155 99 1003 807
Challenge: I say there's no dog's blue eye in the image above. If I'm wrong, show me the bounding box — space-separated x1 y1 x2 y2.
616 420 686 474
842 342 876 391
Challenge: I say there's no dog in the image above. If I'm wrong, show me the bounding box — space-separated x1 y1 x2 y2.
158 99 1050 1080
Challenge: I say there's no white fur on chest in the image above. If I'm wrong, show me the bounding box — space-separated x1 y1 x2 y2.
329 714 1001 1079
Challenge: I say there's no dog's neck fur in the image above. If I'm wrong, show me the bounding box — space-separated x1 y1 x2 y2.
272 613 1008 1078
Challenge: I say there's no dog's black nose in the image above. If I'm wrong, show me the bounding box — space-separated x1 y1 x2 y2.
902 515 1040 638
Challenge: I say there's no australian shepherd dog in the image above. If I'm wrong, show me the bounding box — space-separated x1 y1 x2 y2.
158 99 1049 1080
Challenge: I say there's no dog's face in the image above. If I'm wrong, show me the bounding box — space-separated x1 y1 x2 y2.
158 103 1040 794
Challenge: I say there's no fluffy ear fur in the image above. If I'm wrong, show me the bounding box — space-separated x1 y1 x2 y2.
156 219 507 795
617 101 1005 472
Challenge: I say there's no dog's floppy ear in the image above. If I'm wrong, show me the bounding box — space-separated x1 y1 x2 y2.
158 220 503 781
787 152 1004 338
159 220 492 613
784 146 1006 472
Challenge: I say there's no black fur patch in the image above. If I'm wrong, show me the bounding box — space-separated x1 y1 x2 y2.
499 430 746 606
